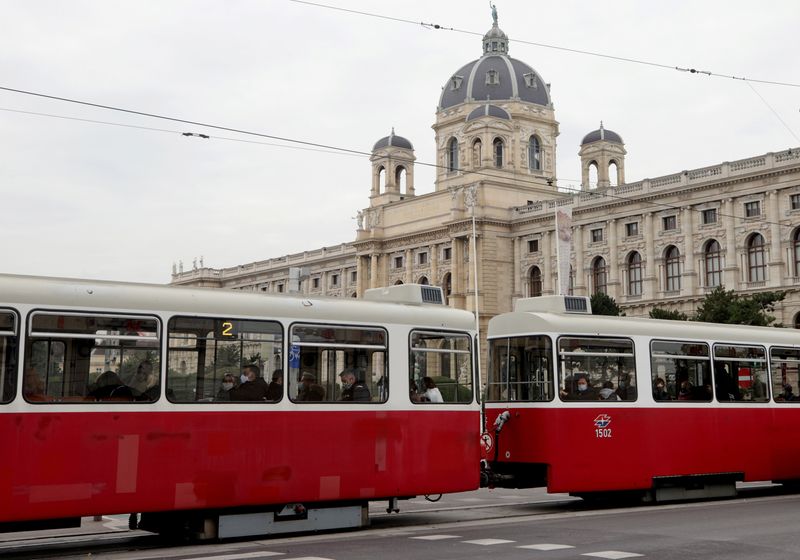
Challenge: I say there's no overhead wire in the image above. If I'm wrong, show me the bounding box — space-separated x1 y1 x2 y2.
289 0 800 89
1 95 797 231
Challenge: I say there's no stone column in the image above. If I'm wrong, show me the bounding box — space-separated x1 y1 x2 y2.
321 271 327 296
513 237 521 297
607 219 619 299
682 206 696 294
724 198 738 288
769 190 783 286
405 248 413 283
453 237 463 295
574 225 585 295
356 256 365 296
542 230 552 295
644 212 656 298
430 243 438 285
370 254 379 289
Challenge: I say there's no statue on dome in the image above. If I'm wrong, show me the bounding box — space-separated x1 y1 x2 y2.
489 2 498 25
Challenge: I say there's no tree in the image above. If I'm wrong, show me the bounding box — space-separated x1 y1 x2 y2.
649 307 689 321
590 292 624 316
693 286 786 326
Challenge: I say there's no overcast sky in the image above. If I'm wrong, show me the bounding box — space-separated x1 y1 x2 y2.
1 0 798 284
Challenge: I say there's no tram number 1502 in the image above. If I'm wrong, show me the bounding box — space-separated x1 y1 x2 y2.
595 428 612 438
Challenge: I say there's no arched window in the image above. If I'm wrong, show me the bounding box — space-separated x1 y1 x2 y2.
378 166 386 192
793 229 800 277
592 257 607 295
493 138 504 168
588 161 598 188
665 246 681 292
609 161 619 187
529 266 542 297
394 279 404 285
418 276 429 285
748 233 766 282
447 138 458 172
704 239 722 288
794 312 800 329
395 166 406 192
528 135 541 171
472 139 482 168
443 273 452 305
628 252 642 296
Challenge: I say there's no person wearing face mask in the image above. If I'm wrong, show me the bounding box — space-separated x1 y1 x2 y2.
229 364 270 401
216 373 238 401
568 373 596 400
652 377 670 401
339 368 371 402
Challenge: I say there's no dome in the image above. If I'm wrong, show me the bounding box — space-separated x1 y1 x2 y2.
466 104 510 121
581 122 623 145
372 128 413 151
438 16 551 110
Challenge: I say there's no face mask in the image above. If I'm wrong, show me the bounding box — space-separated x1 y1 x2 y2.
342 382 353 390
223 382 234 390
656 385 664 391
618 382 626 388
577 384 588 392
240 374 249 384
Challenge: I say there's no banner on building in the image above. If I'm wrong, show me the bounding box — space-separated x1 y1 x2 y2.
555 205 573 295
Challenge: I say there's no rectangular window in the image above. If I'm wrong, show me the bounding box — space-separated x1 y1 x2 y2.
792 194 800 211
487 335 553 402
702 208 717 224
289 324 387 403
662 215 677 230
771 347 800 402
557 337 636 402
394 256 404 269
443 247 452 261
277 284 284 293
0 310 18 404
650 341 711 402
418 252 428 266
25 312 161 403
528 239 539 253
312 278 320 289
713 344 768 402
350 271 357 283
331 274 339 287
591 228 603 243
167 317 282 403
744 201 761 218
625 222 639 237
410 330 473 404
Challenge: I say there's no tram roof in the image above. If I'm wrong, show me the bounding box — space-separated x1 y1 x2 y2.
488 309 800 347
0 274 476 330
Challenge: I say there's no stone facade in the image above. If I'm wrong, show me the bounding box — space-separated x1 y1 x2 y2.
172 17 800 352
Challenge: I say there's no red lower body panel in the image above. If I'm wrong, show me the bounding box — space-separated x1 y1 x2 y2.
0 410 480 523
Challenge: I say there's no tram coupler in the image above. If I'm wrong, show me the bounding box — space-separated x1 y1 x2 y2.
386 497 400 514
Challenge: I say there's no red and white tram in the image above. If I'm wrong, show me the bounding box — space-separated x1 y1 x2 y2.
483 295 800 501
0 275 479 537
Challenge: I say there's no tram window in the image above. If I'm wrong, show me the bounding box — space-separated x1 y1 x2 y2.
288 324 387 403
167 317 283 403
713 345 768 403
24 312 160 403
410 330 473 404
487 336 553 402
557 337 636 402
770 347 800 402
650 341 711 402
0 311 19 404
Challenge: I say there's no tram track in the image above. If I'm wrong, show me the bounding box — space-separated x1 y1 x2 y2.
0 484 791 559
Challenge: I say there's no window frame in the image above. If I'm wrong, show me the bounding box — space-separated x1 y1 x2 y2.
557 335 637 403
748 233 767 282
628 252 642 296
409 329 473 405
625 222 639 237
662 215 677 231
704 240 722 288
701 208 717 225
713 343 769 403
0 308 19 404
487 334 554 402
289 322 388 405
665 246 681 292
744 201 761 218
650 340 712 402
770 346 800 403
25 310 162 404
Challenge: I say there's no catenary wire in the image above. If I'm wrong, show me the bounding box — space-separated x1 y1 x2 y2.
1 97 797 232
289 0 800 89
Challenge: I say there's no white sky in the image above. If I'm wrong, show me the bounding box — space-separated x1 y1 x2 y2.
1 0 798 284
